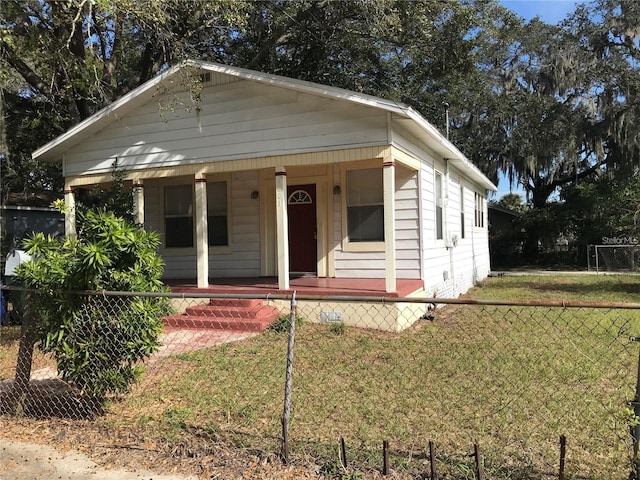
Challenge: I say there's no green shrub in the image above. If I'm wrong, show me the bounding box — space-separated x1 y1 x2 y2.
329 322 347 335
17 208 169 400
268 313 304 333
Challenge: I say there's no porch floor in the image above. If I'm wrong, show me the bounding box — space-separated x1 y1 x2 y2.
164 277 424 298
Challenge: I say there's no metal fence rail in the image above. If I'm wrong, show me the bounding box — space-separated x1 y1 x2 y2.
1 285 639 479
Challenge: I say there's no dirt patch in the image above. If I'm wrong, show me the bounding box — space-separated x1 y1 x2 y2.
0 416 332 480
0 327 333 479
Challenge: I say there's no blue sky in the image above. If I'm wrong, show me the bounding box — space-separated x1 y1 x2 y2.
492 1 586 200
500 0 585 25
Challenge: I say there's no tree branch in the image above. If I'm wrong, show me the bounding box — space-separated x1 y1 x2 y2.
0 39 52 97
549 156 610 190
245 0 331 70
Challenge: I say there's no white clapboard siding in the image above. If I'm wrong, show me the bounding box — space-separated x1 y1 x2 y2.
333 165 421 280
397 126 492 298
142 172 262 279
163 256 198 279
70 103 373 157
334 253 387 278
210 171 261 278
394 166 420 279
64 80 389 176
420 162 436 247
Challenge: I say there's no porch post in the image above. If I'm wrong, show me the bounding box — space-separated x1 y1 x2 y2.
383 161 396 293
194 175 209 288
132 180 144 226
275 167 290 290
63 184 76 240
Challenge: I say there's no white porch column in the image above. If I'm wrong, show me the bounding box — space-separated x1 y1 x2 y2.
194 176 209 288
383 161 396 293
133 180 145 226
63 185 76 239
275 167 290 290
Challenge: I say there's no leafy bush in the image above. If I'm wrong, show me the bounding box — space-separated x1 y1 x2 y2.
328 322 347 335
17 209 169 400
268 313 304 333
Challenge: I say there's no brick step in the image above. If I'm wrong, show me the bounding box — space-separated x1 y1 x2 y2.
185 305 265 318
208 298 264 308
162 304 279 332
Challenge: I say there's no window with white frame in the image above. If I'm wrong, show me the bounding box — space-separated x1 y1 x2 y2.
435 172 443 240
460 185 466 239
474 192 485 228
164 184 193 248
346 168 384 242
207 181 228 247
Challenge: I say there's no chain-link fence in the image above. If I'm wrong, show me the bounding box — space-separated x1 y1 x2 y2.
2 285 640 479
589 244 640 273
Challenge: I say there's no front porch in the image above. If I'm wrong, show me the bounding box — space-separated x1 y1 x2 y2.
164 277 424 298
164 277 428 332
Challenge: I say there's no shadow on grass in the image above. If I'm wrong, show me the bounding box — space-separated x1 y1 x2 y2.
0 325 22 345
478 276 640 300
529 280 640 297
0 379 104 419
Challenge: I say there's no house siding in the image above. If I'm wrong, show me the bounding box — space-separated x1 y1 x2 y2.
143 171 261 279
393 165 421 279
49 62 494 298
210 170 261 277
63 80 389 177
395 125 491 299
420 159 451 296
333 163 421 280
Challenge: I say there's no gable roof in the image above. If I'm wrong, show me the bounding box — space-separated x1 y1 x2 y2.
32 59 496 191
488 204 522 217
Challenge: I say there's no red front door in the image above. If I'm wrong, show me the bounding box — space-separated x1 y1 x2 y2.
287 184 317 274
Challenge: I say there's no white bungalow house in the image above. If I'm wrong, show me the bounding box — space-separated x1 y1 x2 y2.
32 60 496 311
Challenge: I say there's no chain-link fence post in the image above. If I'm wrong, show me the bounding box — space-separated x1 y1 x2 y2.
10 291 37 416
281 291 297 464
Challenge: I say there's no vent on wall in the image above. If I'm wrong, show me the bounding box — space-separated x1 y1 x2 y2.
199 72 212 83
321 311 344 323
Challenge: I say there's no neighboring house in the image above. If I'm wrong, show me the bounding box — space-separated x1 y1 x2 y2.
1 193 64 278
488 204 523 267
32 60 496 304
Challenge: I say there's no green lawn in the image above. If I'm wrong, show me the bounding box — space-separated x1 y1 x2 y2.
469 273 640 303
37 275 640 478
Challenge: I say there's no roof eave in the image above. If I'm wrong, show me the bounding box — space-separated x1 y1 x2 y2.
32 61 189 163
31 59 497 194
403 109 497 192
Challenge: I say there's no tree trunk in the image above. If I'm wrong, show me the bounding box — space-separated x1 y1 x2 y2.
523 182 554 263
